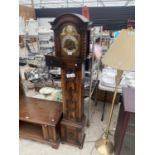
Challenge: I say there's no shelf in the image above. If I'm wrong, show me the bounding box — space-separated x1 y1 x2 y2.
19 121 43 140
19 118 61 149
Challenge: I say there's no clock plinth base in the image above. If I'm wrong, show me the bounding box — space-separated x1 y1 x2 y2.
60 115 86 149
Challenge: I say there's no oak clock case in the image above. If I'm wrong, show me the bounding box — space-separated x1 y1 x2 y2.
51 14 91 149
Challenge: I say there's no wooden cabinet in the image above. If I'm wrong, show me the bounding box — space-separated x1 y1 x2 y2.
19 96 62 149
114 87 135 155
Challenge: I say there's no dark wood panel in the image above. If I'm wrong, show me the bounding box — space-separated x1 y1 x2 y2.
61 66 84 121
42 125 49 140
114 87 135 155
19 96 62 149
92 87 120 104
60 116 86 149
19 97 62 126
19 121 43 140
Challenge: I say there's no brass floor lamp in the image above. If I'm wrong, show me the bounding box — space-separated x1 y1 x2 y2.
95 29 135 155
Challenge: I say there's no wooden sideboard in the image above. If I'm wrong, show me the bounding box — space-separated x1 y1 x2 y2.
19 96 62 149
114 87 135 155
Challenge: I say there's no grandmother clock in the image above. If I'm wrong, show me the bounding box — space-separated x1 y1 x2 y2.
51 14 91 148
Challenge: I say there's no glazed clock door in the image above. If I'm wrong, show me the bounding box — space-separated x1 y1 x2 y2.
60 24 80 58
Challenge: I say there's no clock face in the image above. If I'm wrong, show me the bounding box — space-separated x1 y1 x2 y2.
60 25 80 57
61 35 79 55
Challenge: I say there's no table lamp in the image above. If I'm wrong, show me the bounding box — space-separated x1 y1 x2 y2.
95 29 135 155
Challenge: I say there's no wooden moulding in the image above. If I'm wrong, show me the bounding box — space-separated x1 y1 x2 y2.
60 115 86 149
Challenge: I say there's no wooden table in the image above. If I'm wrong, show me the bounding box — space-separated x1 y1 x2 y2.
19 96 62 149
97 81 121 121
114 87 135 155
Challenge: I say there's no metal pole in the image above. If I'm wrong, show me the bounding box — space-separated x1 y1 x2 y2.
31 0 34 8
105 70 123 137
87 29 95 127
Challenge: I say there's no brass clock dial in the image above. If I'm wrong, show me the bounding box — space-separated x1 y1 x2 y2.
60 25 80 57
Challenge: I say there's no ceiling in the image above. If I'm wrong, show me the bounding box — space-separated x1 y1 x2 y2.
19 0 135 8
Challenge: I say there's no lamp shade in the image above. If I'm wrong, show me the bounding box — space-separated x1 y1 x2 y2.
101 29 135 71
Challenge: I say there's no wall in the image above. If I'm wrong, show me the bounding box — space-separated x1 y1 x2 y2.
35 6 135 30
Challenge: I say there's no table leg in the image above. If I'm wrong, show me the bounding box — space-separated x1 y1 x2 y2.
95 81 99 106
101 91 107 121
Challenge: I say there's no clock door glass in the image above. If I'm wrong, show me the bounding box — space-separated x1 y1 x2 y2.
60 25 80 57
